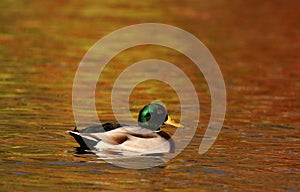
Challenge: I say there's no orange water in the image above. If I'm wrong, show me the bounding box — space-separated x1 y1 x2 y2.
0 1 299 191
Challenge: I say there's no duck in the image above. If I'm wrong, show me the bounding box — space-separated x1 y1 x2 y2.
67 103 181 154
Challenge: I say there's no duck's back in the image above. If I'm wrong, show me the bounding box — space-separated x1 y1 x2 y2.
80 122 124 133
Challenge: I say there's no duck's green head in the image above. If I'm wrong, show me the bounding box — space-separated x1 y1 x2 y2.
138 104 181 131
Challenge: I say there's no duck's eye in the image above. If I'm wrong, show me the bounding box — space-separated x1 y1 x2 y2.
145 112 151 121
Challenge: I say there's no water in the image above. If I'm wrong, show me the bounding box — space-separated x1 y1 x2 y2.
1 0 299 191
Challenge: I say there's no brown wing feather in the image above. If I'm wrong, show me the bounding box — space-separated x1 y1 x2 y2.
129 132 157 138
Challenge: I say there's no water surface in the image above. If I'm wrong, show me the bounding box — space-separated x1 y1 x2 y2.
0 0 299 191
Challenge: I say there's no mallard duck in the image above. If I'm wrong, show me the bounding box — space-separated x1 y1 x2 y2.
68 103 181 154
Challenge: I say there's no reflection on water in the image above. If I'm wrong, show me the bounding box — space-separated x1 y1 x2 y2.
1 0 299 191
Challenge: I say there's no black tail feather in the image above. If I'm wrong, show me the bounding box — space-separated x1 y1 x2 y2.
68 131 97 150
